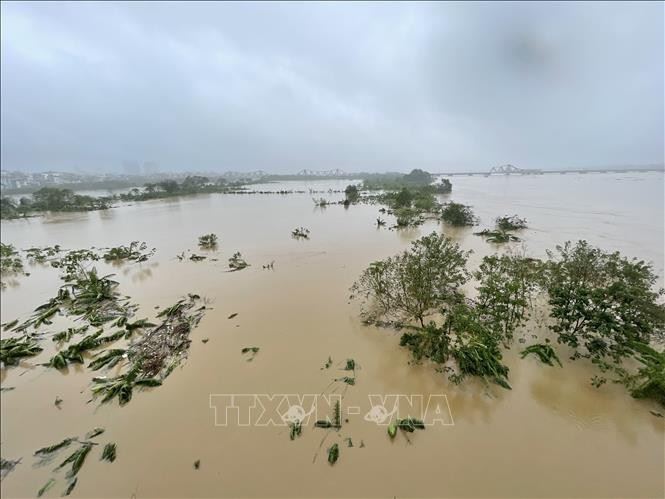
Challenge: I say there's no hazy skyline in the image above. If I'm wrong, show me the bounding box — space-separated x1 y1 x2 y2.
1 1 663 173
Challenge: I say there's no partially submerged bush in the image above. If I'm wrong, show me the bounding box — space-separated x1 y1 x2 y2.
291 227 310 239
198 234 218 249
344 185 360 203
441 202 476 226
496 215 527 231
228 252 249 271
103 241 154 262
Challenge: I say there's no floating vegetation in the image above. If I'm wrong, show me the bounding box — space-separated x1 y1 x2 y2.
92 368 162 406
291 227 310 239
397 418 425 432
101 443 116 462
56 443 93 479
25 245 61 263
198 233 218 249
313 198 330 207
63 478 78 496
90 296 205 405
333 400 341 428
520 344 563 367
0 242 24 276
327 443 339 465
34 437 76 457
335 376 355 386
343 359 356 371
474 229 520 243
189 254 206 261
0 457 21 480
52 326 89 344
289 421 302 440
46 330 124 369
241 347 259 361
376 217 386 227
55 396 63 409
262 261 275 270
85 427 105 439
495 215 528 231
344 437 353 447
0 336 43 366
37 478 56 497
103 241 154 263
1 318 19 331
322 356 332 369
388 423 397 439
228 252 249 271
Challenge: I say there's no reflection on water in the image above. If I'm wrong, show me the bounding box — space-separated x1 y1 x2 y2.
0 173 663 498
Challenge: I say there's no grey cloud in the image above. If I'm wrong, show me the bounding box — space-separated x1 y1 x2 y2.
1 1 663 173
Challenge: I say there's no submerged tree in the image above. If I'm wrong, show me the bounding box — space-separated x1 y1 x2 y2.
474 254 541 345
352 232 470 326
545 241 665 397
344 185 360 203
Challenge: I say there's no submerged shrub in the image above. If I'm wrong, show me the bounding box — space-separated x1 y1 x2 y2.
441 202 476 226
198 234 218 249
495 215 528 231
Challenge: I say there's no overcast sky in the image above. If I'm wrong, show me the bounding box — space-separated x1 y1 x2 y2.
1 1 663 174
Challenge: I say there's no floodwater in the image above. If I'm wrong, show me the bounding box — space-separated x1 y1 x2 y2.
1 173 664 498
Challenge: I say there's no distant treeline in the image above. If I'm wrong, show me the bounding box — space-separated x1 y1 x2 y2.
0 170 449 220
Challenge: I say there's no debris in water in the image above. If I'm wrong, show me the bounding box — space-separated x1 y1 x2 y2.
228 313 238 319
198 234 218 250
85 427 105 439
37 478 56 497
344 438 353 447
335 376 355 386
650 410 664 418
101 443 116 462
193 459 201 470
0 457 21 480
34 437 76 456
289 421 302 440
63 478 77 496
201 338 209 344
291 227 311 240
322 356 332 369
55 396 63 409
228 252 249 271
327 443 339 465
241 347 259 361
387 423 397 439
56 443 92 479
314 420 333 429
0 336 43 366
359 440 365 448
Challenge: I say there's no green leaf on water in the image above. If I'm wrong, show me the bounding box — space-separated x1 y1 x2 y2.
101 443 116 462
37 478 55 497
327 443 339 465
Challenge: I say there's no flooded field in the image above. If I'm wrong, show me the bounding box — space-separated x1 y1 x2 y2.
1 173 664 498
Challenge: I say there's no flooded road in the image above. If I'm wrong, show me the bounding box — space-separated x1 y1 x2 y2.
1 173 664 498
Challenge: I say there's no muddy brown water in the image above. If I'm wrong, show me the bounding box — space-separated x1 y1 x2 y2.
1 173 664 498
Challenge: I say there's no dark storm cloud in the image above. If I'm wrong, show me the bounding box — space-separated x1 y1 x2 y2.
1 1 663 173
